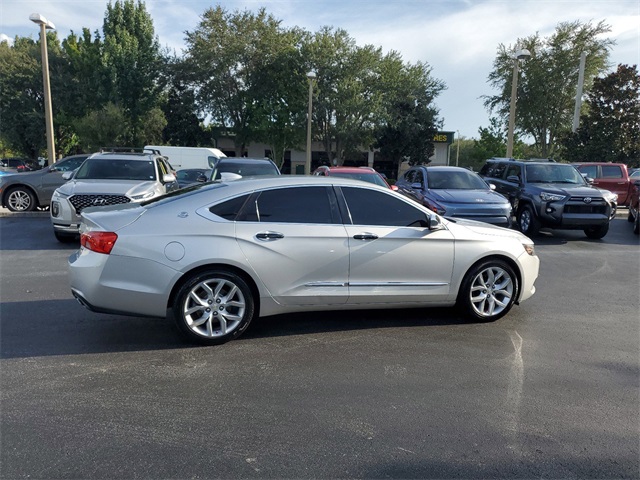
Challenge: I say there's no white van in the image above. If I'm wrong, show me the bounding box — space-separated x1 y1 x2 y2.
144 146 226 170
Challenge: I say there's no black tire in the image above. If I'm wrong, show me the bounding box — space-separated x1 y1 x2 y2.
628 210 634 222
517 205 540 236
54 231 77 243
584 223 609 239
634 214 639 235
457 259 518 322
173 270 255 345
5 187 36 212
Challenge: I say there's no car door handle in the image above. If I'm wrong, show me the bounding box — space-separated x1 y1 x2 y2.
353 233 378 240
256 231 284 241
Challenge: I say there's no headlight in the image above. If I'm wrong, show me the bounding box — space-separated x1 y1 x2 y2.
523 243 535 256
53 190 69 198
539 192 566 202
131 192 155 200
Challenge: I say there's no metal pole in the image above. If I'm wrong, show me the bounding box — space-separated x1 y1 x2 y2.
304 78 314 175
456 130 460 166
506 57 519 158
572 52 587 133
39 23 56 165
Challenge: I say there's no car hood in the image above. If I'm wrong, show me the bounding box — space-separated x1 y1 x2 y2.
432 189 509 205
57 179 157 197
447 217 533 243
531 184 603 196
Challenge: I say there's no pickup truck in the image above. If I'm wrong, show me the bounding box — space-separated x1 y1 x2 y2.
574 163 634 206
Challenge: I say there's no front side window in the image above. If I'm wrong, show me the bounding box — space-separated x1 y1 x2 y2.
578 165 598 178
240 186 338 224
341 187 429 227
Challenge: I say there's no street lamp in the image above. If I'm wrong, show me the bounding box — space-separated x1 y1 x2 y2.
506 48 530 158
304 71 316 175
29 13 56 165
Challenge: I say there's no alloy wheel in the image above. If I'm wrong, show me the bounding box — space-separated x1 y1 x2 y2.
468 266 514 318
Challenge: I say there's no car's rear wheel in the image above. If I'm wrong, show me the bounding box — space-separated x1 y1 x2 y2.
173 270 255 345
517 205 540 236
584 223 609 239
6 187 36 212
458 260 518 322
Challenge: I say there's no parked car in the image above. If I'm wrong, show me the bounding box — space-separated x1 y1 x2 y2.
313 165 397 190
395 165 513 227
479 158 614 239
627 177 640 234
0 154 90 212
69 176 539 345
574 162 634 206
175 168 212 188
630 170 640 180
0 157 38 173
50 150 178 242
207 157 280 181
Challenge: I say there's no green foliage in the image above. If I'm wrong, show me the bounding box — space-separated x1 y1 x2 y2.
74 103 129 151
561 64 640 166
485 21 613 158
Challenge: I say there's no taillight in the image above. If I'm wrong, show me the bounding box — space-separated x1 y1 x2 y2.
80 231 118 254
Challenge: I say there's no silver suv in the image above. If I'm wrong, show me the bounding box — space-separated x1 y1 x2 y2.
50 151 177 242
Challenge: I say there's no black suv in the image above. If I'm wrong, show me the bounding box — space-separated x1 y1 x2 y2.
479 158 614 239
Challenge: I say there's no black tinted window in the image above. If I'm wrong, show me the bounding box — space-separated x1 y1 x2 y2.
342 187 429 227
209 194 251 220
241 187 337 224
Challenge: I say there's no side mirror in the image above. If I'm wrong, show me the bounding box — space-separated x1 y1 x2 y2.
62 171 74 180
196 174 207 183
429 215 444 231
163 173 176 183
585 176 594 185
488 183 497 190
506 175 520 184
410 182 422 189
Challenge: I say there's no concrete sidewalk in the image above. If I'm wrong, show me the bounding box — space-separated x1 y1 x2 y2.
0 206 49 218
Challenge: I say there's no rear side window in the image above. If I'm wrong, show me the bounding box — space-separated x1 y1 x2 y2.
209 194 251 220
240 187 338 224
602 165 622 178
341 187 429 227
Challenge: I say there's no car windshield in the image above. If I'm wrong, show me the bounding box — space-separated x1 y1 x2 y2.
427 170 488 190
525 164 585 184
75 159 156 181
216 161 278 178
330 172 388 187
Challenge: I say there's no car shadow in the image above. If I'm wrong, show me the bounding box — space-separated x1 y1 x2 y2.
0 298 470 359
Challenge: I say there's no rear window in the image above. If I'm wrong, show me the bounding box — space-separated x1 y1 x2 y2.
214 160 279 179
601 165 622 178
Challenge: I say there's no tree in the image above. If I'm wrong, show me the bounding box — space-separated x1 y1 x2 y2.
184 6 295 155
485 21 614 158
102 0 166 145
561 64 640 166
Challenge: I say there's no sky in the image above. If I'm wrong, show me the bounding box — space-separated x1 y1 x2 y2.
1 0 639 139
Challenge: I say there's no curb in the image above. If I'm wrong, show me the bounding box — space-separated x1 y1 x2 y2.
0 209 49 218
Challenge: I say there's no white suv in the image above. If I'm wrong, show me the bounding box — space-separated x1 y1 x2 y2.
50 151 177 242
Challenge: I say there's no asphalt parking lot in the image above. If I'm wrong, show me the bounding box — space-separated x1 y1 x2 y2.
1 212 638 479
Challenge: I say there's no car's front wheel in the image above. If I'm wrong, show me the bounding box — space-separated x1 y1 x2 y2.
517 205 540 236
5 187 36 212
457 259 518 322
584 223 609 239
173 270 255 345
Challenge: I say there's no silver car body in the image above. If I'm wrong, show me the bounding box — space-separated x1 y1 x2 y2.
69 176 539 321
51 153 176 236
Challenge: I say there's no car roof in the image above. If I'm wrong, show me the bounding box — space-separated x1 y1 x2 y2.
317 166 380 174
219 157 275 164
88 153 157 161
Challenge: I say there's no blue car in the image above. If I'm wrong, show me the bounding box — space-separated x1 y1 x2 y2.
395 166 513 227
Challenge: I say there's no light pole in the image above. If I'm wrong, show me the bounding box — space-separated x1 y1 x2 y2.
506 48 530 158
304 71 316 175
30 13 56 165
456 130 460 167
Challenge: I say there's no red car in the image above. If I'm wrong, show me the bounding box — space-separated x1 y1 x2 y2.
312 166 397 190
575 162 633 206
627 177 640 234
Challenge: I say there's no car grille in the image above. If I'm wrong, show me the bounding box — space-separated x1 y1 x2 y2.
564 196 608 214
69 194 130 214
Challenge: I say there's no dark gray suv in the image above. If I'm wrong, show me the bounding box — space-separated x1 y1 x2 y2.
479 158 614 239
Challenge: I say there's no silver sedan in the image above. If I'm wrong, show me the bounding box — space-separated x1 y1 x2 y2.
69 176 539 345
